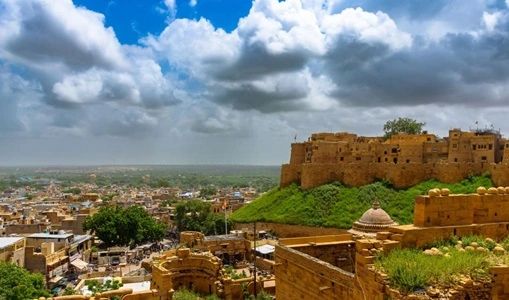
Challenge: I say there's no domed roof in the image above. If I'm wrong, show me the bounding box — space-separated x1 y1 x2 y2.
357 199 395 225
349 199 398 235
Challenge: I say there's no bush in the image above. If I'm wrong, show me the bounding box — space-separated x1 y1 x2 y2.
375 244 493 293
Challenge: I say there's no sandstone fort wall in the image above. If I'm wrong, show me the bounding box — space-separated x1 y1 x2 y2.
282 129 509 190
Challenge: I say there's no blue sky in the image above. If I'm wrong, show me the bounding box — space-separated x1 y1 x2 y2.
73 0 252 44
1 0 509 165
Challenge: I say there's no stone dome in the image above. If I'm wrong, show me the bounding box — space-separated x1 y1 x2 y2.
349 199 398 236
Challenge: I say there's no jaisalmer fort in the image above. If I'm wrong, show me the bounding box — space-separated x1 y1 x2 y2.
31 127 509 300
281 128 509 190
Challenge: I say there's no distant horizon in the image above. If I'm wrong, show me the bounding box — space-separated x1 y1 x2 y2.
0 163 282 168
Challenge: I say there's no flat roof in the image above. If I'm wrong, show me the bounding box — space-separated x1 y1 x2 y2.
253 244 275 254
0 237 25 249
204 234 244 242
72 235 93 244
29 233 73 239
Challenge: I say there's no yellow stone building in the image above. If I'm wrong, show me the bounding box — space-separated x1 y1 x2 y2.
281 128 509 189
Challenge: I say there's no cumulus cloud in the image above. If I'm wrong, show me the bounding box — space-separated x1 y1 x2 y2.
0 0 180 138
0 0 125 70
2 0 509 164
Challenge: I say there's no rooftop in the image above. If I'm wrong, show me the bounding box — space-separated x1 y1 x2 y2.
29 233 73 239
0 237 25 249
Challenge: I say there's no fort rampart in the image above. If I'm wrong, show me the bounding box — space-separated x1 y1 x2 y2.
281 129 509 189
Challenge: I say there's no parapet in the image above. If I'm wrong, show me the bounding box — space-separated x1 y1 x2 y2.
414 187 509 227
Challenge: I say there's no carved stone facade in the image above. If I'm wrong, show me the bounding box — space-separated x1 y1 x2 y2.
281 128 509 189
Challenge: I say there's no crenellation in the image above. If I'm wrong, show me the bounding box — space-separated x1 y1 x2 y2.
282 128 509 189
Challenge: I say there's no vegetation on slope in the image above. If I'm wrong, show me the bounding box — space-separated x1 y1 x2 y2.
375 235 509 293
229 175 493 228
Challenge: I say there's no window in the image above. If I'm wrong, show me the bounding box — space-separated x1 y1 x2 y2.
406 159 410 163
391 148 398 154
393 158 398 164
433 147 438 152
384 151 387 155
385 158 388 162
340 157 344 161
356 157 361 161
427 138 431 142
482 156 487 161
454 158 458 162
489 144 493 150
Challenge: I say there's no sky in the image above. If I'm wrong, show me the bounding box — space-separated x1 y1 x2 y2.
1 0 509 166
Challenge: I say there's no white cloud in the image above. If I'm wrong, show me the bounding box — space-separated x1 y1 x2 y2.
2 0 509 164
189 0 197 7
482 11 501 32
321 8 412 50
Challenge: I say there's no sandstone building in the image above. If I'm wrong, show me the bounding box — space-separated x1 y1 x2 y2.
275 187 509 299
281 128 509 189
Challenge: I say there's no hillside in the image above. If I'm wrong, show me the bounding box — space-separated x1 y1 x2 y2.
229 175 494 228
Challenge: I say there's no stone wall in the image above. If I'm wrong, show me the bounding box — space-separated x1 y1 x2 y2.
234 222 349 238
61 214 88 235
282 161 509 190
414 187 509 227
281 129 509 190
275 244 355 300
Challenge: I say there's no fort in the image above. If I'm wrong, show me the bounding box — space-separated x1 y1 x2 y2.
280 128 509 189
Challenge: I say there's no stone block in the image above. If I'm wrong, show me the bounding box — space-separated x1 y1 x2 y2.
376 232 391 240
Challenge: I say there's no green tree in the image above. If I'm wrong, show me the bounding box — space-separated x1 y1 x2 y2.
83 206 166 247
86 279 123 299
63 287 76 295
155 178 171 188
0 261 50 300
383 117 426 139
199 186 218 198
63 187 81 195
175 200 232 235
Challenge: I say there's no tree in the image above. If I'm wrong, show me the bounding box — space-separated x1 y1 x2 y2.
83 206 166 247
86 279 123 300
63 287 76 295
63 187 81 195
199 186 217 198
0 261 50 300
383 117 426 139
175 200 232 235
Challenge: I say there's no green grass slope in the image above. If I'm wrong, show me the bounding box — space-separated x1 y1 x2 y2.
229 175 494 228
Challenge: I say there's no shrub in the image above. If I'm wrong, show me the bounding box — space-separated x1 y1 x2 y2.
375 244 494 293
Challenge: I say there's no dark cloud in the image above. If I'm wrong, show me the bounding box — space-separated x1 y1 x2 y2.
212 78 311 113
213 41 310 81
5 1 122 70
324 14 509 108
